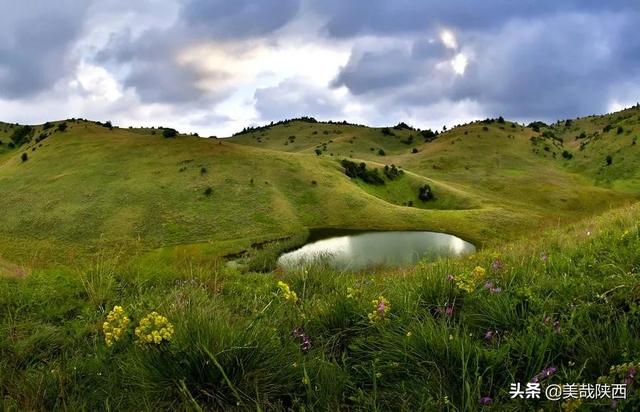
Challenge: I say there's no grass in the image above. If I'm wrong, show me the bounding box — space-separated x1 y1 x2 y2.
1 201 639 410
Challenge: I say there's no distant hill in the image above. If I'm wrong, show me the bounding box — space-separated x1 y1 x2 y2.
0 106 638 263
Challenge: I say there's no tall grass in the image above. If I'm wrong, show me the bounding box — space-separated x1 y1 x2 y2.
1 204 640 410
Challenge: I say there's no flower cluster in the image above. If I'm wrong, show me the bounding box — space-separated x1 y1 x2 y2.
134 312 175 345
292 327 312 352
368 296 390 323
598 362 639 386
103 305 130 347
277 281 298 303
531 366 557 383
455 266 486 293
346 287 360 299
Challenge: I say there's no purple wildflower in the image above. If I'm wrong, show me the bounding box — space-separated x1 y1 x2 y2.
445 306 455 317
531 366 557 383
479 396 493 406
628 367 637 379
484 281 502 294
540 252 548 262
292 327 312 352
484 330 497 341
491 259 504 272
377 299 387 314
446 274 456 282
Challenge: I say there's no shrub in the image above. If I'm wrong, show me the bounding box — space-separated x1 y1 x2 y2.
393 122 413 130
617 126 624 135
21 152 28 162
377 148 386 156
412 148 419 154
606 155 613 166
420 129 437 141
561 150 573 160
162 128 178 138
381 127 394 136
603 124 613 133
497 116 505 124
383 164 403 180
204 187 213 196
200 166 207 175
340 159 384 185
315 148 322 156
10 125 33 146
482 126 489 131
418 184 434 201
57 122 68 132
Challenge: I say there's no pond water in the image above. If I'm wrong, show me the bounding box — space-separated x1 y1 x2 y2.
277 230 475 271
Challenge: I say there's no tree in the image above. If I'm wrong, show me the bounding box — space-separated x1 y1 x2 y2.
418 184 434 201
10 125 33 146
162 128 178 138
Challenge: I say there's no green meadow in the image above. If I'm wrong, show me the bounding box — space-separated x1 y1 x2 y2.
1 107 640 410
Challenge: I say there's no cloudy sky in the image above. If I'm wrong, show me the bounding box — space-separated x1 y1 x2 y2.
1 1 639 136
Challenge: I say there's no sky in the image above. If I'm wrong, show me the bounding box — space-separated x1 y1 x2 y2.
1 1 639 137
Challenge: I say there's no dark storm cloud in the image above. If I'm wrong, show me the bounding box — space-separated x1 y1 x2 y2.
181 0 301 39
312 0 640 38
0 0 92 98
329 9 640 121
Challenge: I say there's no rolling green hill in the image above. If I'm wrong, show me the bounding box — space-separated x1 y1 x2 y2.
2 108 640 410
0 107 639 267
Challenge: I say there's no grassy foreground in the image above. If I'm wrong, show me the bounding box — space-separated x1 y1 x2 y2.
1 202 639 411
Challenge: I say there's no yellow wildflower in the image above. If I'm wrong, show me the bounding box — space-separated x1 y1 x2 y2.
277 281 298 303
102 305 130 347
134 311 174 346
472 266 486 281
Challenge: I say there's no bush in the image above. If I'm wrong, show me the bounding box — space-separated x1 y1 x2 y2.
606 155 613 166
21 152 28 162
497 116 505 124
57 122 68 132
383 164 403 180
10 125 33 146
561 150 573 160
617 126 624 135
340 159 384 185
420 129 438 141
393 122 413 130
412 148 419 154
315 149 322 156
418 184 434 201
381 127 394 136
203 187 213 196
377 148 386 156
162 128 178 138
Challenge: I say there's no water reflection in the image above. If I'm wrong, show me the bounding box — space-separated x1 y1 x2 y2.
278 231 475 271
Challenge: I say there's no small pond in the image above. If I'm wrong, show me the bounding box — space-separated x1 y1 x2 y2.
277 230 475 271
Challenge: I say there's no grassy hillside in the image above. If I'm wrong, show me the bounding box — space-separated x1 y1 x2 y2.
0 108 639 267
1 107 640 410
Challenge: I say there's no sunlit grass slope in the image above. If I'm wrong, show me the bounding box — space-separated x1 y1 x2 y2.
0 120 487 264
0 106 639 265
